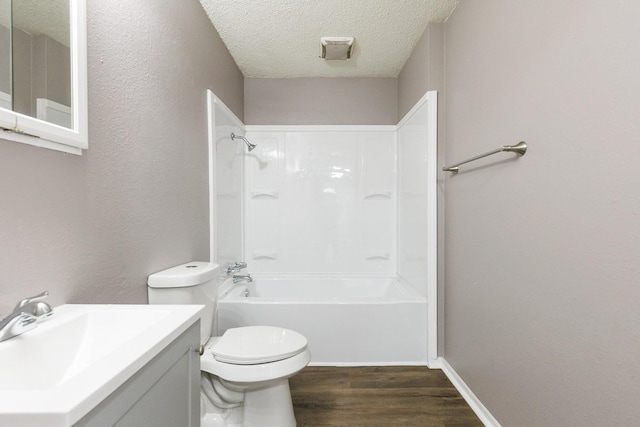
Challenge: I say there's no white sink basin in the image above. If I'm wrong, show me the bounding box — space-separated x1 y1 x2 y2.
0 304 203 426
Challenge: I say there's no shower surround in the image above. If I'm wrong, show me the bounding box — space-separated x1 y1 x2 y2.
243 127 397 274
210 91 437 365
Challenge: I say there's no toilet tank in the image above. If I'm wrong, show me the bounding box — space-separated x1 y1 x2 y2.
147 261 219 345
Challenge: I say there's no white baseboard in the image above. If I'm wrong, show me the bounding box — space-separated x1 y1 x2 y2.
439 358 502 427
308 361 429 367
427 357 443 369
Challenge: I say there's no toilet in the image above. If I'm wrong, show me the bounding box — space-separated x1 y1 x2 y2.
147 261 311 427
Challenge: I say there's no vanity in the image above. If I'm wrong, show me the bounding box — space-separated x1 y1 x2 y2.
0 304 203 426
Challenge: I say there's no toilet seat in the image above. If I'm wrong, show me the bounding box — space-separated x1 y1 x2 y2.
201 342 311 384
200 326 311 384
211 326 308 365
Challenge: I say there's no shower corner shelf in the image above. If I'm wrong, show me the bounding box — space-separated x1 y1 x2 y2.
251 251 278 260
250 191 279 199
363 252 391 261
363 190 392 200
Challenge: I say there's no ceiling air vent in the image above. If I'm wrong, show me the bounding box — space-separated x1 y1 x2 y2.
320 37 354 60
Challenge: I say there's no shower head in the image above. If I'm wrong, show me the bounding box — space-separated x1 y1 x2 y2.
231 133 256 152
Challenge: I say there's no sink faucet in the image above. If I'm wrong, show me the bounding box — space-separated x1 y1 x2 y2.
0 312 37 342
232 274 253 284
226 261 247 275
14 291 53 319
0 291 53 342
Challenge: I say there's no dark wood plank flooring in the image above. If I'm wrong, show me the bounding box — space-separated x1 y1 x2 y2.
290 366 483 427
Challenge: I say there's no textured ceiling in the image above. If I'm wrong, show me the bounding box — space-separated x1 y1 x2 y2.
199 0 458 78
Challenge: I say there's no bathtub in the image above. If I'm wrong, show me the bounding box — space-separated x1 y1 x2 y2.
217 276 428 366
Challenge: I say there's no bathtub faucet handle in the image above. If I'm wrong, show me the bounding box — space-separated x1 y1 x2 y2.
226 261 247 275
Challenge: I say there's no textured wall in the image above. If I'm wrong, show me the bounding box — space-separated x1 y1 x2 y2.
0 0 243 311
398 24 444 120
244 77 398 125
444 1 640 425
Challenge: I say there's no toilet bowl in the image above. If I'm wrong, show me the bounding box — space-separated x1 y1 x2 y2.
201 326 311 427
147 262 311 427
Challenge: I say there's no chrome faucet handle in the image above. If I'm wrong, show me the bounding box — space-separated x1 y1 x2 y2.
226 262 248 275
13 291 49 313
20 301 53 320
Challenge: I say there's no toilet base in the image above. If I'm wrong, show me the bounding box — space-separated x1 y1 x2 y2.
201 413 240 427
200 378 297 427
243 379 296 427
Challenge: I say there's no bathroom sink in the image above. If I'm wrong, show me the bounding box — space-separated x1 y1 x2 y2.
0 304 202 426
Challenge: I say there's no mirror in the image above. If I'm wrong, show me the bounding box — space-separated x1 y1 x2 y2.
0 0 86 154
0 0 11 109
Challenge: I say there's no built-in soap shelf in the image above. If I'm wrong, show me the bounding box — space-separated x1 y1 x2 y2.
363 190 393 200
363 252 391 261
250 190 279 199
251 251 278 260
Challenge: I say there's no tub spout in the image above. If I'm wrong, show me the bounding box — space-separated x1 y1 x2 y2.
232 274 252 284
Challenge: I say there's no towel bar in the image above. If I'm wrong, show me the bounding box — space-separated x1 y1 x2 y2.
443 141 527 174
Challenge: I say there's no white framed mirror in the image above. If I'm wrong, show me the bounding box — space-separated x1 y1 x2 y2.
0 0 87 155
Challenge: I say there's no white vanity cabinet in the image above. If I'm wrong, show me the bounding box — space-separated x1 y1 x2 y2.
75 321 200 427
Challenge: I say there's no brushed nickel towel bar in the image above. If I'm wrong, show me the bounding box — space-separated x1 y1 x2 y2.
443 141 527 174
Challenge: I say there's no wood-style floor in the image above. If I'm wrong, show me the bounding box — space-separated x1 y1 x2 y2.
290 366 483 427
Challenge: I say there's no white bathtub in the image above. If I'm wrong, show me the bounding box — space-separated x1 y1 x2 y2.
217 276 428 366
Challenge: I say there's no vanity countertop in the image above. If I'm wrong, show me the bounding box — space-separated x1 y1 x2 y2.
0 303 203 426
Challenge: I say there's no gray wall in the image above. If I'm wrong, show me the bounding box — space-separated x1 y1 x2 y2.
398 24 444 121
444 1 640 425
244 77 398 125
0 0 243 311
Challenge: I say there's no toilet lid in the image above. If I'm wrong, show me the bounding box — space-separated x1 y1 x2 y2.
211 326 308 365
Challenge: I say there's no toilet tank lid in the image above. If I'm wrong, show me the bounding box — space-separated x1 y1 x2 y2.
147 261 219 288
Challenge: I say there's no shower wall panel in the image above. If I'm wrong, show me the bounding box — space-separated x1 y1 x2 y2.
398 98 432 297
210 93 244 266
244 128 397 274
